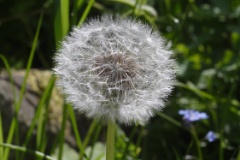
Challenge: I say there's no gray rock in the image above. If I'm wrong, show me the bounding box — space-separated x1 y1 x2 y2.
0 69 77 159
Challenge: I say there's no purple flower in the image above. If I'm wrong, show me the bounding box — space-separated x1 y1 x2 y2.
178 109 208 122
205 131 216 142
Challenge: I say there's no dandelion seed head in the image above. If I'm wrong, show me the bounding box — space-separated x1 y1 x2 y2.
53 15 176 125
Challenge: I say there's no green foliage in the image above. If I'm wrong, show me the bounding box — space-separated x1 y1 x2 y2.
0 0 240 160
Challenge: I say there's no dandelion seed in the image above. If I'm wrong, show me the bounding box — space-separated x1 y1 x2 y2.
53 15 176 125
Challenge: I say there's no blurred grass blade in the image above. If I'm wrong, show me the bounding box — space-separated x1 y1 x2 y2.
237 148 240 160
110 0 134 6
135 126 143 154
176 82 214 100
80 120 98 160
83 120 98 148
164 0 171 13
88 124 102 160
35 76 56 160
133 0 145 15
36 104 47 151
110 0 157 18
78 0 95 26
95 153 105 160
191 127 203 160
0 54 17 160
57 102 69 160
156 111 182 128
21 76 55 160
0 54 14 89
0 143 56 160
54 8 62 45
54 0 69 44
0 54 16 108
121 126 137 160
60 0 69 36
0 108 3 158
20 76 55 160
67 105 84 154
72 0 85 25
36 93 51 149
172 147 181 160
36 77 58 160
133 0 139 14
3 13 43 160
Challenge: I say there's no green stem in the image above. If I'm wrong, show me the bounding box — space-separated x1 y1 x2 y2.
219 129 224 160
106 120 115 160
191 127 203 160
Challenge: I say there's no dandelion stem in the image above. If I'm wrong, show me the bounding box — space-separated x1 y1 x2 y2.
106 120 115 160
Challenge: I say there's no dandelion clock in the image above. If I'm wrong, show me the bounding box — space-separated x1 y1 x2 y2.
53 15 176 160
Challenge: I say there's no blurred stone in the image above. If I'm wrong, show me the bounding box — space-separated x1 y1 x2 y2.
0 69 76 152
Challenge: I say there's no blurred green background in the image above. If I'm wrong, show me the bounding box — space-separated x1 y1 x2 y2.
0 0 240 160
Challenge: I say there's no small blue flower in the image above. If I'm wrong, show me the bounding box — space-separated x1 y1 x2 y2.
205 131 216 142
178 109 208 122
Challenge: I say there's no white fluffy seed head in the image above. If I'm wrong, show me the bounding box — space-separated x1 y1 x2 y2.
53 15 176 125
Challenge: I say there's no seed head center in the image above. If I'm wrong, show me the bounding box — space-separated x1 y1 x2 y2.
94 53 137 89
